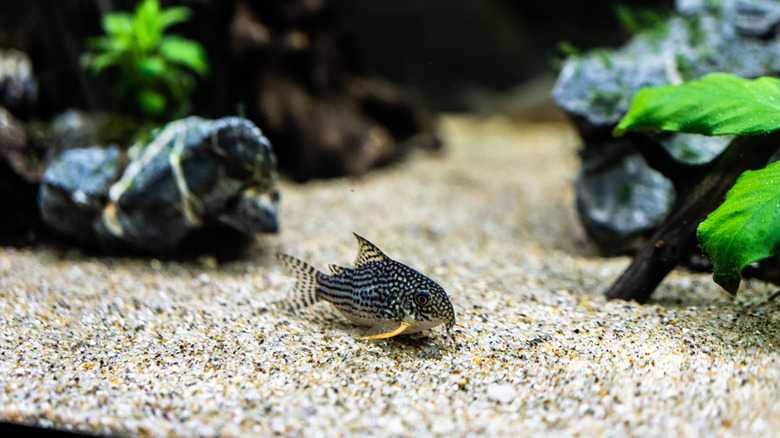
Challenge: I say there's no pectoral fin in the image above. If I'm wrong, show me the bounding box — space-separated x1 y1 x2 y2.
361 322 412 340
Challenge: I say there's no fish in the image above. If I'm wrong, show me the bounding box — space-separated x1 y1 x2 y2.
276 233 456 340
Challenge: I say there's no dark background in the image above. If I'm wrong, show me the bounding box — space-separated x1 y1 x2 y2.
341 0 673 110
0 0 673 115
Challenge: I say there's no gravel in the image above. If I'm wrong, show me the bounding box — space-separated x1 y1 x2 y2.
2 115 780 437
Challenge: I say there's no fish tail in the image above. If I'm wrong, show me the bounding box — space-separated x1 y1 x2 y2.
276 252 323 309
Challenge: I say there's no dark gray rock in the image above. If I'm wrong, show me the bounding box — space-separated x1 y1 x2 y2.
727 0 780 37
39 145 122 241
553 0 780 253
94 116 279 254
37 116 280 254
0 49 37 115
49 109 105 156
577 141 675 254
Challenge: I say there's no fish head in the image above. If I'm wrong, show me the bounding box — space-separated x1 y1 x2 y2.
401 280 456 334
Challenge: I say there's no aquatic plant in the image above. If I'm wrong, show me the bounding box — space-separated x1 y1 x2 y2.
609 73 780 300
614 5 668 37
81 0 208 121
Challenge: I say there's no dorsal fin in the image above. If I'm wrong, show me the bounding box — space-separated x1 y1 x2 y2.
352 233 390 267
328 264 346 275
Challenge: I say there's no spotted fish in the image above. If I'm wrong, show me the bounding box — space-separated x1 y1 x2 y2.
277 233 456 340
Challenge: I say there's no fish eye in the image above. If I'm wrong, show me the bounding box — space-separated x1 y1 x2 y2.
415 291 431 305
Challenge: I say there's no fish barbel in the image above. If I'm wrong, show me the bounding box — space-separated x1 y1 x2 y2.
277 233 456 340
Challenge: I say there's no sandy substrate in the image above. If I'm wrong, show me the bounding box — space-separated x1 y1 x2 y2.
2 115 780 437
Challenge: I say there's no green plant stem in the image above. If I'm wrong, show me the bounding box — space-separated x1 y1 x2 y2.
606 131 780 302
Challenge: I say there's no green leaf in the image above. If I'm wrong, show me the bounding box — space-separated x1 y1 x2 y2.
138 90 167 117
159 36 209 75
134 0 163 51
697 160 780 294
102 13 133 36
136 56 167 77
80 0 202 121
614 73 780 137
159 6 192 32
87 35 119 51
89 51 123 73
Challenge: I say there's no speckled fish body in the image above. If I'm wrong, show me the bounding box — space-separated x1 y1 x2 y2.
277 233 456 339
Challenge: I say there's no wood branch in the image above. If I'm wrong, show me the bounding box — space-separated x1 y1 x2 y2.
606 131 780 302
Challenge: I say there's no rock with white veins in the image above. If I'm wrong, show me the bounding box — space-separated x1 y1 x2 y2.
97 116 280 253
40 116 280 254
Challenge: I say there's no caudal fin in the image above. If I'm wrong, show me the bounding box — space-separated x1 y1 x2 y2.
276 253 322 309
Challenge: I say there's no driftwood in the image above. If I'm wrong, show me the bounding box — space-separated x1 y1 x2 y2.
227 0 439 181
606 131 780 302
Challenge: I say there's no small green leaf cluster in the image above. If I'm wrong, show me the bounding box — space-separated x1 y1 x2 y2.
614 5 668 36
81 0 209 121
615 73 780 294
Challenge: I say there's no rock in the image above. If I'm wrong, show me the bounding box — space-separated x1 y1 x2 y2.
37 116 280 255
221 186 280 236
553 0 780 253
95 116 279 254
48 109 104 156
43 109 142 161
0 106 45 245
22 110 137 246
577 141 676 254
0 106 33 181
0 49 37 116
728 0 780 38
39 146 122 242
